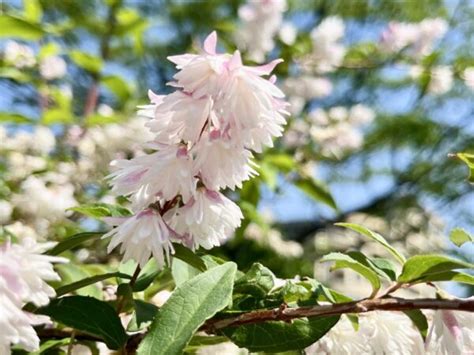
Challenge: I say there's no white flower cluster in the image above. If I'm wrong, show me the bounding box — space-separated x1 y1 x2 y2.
104 32 288 268
410 65 453 95
0 239 66 354
284 104 375 157
304 16 346 74
235 0 287 63
380 18 448 58
2 40 67 80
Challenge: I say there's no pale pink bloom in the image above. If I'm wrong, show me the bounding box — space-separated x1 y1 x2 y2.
169 189 243 250
193 131 258 191
426 310 474 355
109 144 196 206
0 239 65 354
39 55 67 80
103 208 175 268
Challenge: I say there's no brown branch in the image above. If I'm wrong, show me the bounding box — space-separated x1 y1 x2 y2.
200 297 474 332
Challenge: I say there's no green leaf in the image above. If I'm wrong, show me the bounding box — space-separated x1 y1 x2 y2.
47 232 103 256
320 252 381 295
24 0 43 22
0 15 45 40
55 272 130 297
69 203 132 219
172 243 207 272
370 257 397 281
138 262 237 355
34 339 70 354
403 310 429 340
171 258 200 286
453 152 474 183
0 112 34 124
398 255 474 283
39 42 60 59
54 263 102 299
347 252 396 281
223 316 339 352
234 263 275 297
412 271 474 285
0 68 30 83
70 50 103 74
450 228 474 247
264 154 295 173
294 176 337 210
42 108 74 125
102 75 131 102
128 300 159 331
38 296 127 350
335 223 406 264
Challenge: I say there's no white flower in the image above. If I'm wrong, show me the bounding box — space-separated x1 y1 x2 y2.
279 22 297 45
328 106 349 121
3 41 36 68
235 0 287 62
284 76 333 99
109 144 197 206
425 310 474 354
0 200 13 225
3 222 39 241
169 189 243 250
31 126 56 154
97 103 114 117
349 104 375 124
463 67 474 90
308 311 424 354
193 131 258 191
103 208 175 268
0 239 66 354
39 55 67 80
380 22 419 52
428 66 453 95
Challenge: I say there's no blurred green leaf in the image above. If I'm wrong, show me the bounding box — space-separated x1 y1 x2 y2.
42 108 74 125
234 263 275 297
398 255 474 283
0 15 45 40
295 175 337 210
55 272 130 297
47 232 103 256
336 223 406 264
70 50 103 74
0 112 34 123
172 243 207 272
138 263 237 355
69 203 132 219
39 42 60 59
452 153 474 183
0 68 30 83
23 0 43 23
450 228 474 247
38 296 127 350
101 75 131 102
55 263 102 299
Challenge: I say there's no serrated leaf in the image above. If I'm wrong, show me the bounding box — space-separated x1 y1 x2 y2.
0 15 45 40
172 243 206 272
403 310 428 340
398 255 474 283
56 272 130 297
450 228 474 247
70 50 103 74
320 252 381 295
69 203 132 219
335 223 406 264
138 262 237 355
294 176 337 210
223 316 339 352
47 232 103 256
234 263 275 297
38 296 127 350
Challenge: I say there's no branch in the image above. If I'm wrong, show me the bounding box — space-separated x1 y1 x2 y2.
200 297 474 332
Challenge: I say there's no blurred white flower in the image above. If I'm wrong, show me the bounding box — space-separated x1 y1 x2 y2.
3 222 39 241
279 22 297 45
236 0 287 62
31 126 56 155
411 65 453 95
39 55 67 80
97 103 114 117
0 200 13 225
462 67 474 90
349 104 375 124
283 76 333 99
3 41 36 68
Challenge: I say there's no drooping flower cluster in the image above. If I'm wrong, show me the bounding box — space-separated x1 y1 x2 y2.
0 239 66 354
104 32 288 268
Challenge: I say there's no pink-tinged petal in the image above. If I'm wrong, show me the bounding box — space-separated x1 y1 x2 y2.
442 310 463 341
167 54 197 67
148 90 164 104
103 216 130 226
203 31 217 55
247 59 284 76
269 74 277 84
228 50 243 71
